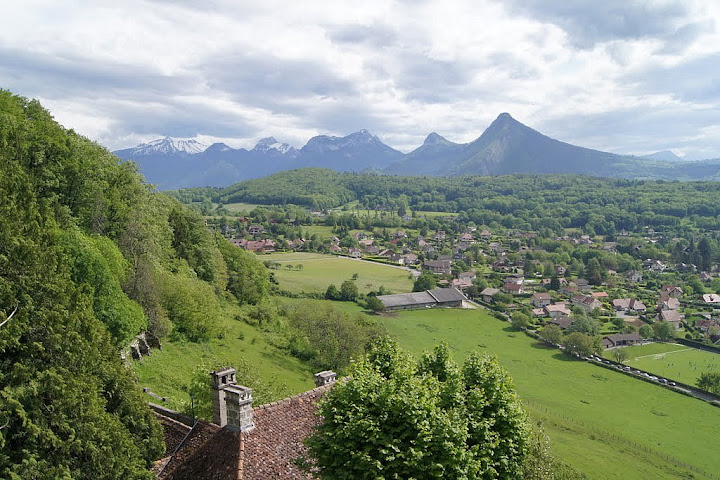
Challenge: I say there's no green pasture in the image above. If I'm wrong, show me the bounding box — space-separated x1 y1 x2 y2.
263 252 415 294
133 300 315 412
221 201 263 213
414 210 459 218
603 342 720 385
378 308 720 480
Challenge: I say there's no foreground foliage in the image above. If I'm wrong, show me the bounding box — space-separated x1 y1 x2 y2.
305 339 530 479
0 91 165 478
0 91 272 477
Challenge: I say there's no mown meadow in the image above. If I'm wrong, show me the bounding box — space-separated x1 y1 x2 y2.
263 252 415 294
602 341 720 385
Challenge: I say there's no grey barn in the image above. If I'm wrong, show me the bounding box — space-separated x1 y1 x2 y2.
378 287 469 311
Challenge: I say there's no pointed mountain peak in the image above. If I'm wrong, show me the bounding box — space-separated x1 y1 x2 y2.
348 129 376 140
255 136 278 147
490 113 521 127
205 142 233 153
481 112 528 136
423 132 447 145
253 136 295 154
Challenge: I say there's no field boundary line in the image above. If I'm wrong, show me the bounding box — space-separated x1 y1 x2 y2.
633 348 692 360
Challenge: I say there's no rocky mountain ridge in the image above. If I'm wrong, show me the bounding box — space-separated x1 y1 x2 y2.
114 115 720 189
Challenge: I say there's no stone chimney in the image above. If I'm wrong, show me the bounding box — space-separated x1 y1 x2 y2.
210 367 254 432
314 370 337 387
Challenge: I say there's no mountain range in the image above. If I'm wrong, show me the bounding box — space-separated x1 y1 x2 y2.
114 114 720 189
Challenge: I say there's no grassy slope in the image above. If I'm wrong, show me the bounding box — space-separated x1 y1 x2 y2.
378 308 720 480
264 252 415 294
133 299 315 412
603 342 720 385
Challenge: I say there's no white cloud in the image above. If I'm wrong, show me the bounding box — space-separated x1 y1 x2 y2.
1 0 720 157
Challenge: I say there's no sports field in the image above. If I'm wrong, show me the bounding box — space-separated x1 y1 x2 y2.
378 307 720 480
263 252 415 294
603 342 719 385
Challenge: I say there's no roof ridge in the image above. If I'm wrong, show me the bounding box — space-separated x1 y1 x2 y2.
426 289 440 302
253 382 337 412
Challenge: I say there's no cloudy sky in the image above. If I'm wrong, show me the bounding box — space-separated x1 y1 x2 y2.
2 0 720 159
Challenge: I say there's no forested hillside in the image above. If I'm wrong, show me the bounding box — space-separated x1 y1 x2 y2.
0 91 269 478
177 168 720 234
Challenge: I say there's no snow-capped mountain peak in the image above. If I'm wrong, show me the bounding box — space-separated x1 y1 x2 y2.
252 137 295 154
131 136 208 156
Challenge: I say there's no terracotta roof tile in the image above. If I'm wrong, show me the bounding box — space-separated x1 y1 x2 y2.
156 384 333 480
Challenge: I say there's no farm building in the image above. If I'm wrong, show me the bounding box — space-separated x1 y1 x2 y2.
601 333 642 349
378 287 469 311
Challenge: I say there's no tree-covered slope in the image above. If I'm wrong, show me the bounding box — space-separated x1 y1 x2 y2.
0 90 270 478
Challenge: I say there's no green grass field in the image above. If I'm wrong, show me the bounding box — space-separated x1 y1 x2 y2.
221 202 263 213
133 300 315 412
378 308 720 480
414 210 459 218
263 252 415 294
603 342 720 385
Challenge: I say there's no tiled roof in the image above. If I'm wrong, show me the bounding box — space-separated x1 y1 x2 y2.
243 386 329 479
156 385 333 480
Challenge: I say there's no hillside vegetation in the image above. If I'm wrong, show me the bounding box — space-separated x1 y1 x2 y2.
175 169 720 234
0 91 271 478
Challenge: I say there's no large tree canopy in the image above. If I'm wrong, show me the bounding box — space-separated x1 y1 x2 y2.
0 90 275 477
306 339 530 479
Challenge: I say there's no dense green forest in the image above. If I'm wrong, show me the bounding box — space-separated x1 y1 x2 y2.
173 168 720 235
0 91 270 478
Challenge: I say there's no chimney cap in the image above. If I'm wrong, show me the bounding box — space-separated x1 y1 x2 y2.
314 371 337 386
210 367 237 388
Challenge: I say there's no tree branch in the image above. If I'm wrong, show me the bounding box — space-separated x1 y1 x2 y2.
0 303 18 329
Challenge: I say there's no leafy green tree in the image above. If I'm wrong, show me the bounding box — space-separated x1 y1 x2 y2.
652 321 676 341
366 295 386 313
511 311 531 330
305 339 529 479
697 372 720 394
340 279 359 301
639 324 653 339
585 258 607 286
540 324 563 346
325 283 341 300
612 348 628 363
216 236 269 305
562 332 599 358
568 311 600 336
168 205 219 283
413 271 437 292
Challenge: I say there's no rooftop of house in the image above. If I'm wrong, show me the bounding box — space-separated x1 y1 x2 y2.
155 384 333 480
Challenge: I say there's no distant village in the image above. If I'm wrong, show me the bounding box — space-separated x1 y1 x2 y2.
206 206 720 350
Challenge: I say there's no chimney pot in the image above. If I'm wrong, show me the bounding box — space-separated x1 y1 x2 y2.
210 367 254 431
314 370 337 387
